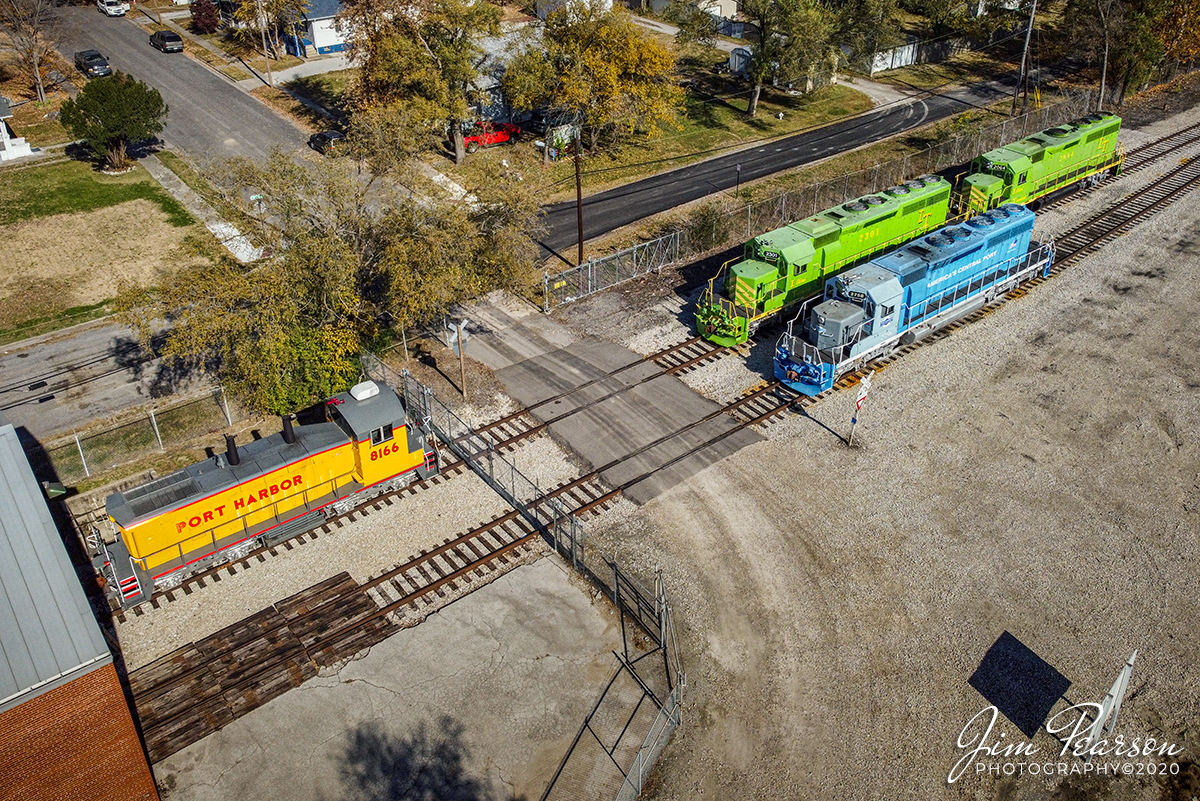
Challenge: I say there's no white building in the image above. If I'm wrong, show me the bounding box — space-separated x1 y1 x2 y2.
0 97 35 163
299 0 347 55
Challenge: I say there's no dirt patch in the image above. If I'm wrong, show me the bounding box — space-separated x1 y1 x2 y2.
1119 70 1200 129
0 198 207 327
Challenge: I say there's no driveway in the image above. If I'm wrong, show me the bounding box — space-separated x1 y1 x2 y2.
57 6 304 160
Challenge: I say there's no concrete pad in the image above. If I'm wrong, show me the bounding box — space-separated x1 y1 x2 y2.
153 558 625 801
497 339 763 504
457 292 577 373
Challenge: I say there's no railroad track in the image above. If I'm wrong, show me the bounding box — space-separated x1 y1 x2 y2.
800 134 1200 406
120 335 741 617
123 123 1200 760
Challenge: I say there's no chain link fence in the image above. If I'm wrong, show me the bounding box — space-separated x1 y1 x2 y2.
362 354 684 801
542 89 1096 310
29 387 242 486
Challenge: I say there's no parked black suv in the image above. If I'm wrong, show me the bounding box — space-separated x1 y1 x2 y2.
74 50 112 78
308 130 347 155
149 30 184 53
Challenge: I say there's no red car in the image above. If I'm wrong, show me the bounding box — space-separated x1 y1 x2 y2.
463 122 520 153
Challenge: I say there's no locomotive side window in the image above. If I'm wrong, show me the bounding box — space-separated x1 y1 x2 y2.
371 424 394 445
1018 172 1027 185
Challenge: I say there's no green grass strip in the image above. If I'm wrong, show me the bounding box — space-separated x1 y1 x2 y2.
0 159 195 227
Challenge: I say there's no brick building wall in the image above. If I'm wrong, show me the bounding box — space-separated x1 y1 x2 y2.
0 663 159 801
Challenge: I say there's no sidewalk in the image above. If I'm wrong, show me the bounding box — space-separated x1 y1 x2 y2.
139 152 262 262
629 14 917 108
239 54 353 87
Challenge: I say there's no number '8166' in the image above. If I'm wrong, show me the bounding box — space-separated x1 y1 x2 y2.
370 444 401 461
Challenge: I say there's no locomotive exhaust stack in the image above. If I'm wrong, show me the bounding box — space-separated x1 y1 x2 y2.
282 414 297 444
225 434 240 466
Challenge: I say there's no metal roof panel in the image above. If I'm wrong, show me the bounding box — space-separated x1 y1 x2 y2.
0 420 110 713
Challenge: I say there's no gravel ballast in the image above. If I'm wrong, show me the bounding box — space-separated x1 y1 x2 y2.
572 109 1200 799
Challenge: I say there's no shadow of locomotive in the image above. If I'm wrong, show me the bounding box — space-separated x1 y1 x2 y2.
334 717 525 801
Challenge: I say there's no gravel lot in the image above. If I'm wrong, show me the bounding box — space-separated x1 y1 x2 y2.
558 105 1200 799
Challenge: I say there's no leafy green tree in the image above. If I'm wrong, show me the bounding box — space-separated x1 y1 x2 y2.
60 72 168 169
341 0 501 163
502 2 684 149
1056 0 1169 106
837 0 903 67
116 148 544 414
737 0 834 117
229 0 308 58
663 0 718 47
190 0 220 35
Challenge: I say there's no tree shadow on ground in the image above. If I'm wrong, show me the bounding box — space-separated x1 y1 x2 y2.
338 717 521 801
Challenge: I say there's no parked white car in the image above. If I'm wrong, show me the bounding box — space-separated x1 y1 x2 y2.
97 0 129 15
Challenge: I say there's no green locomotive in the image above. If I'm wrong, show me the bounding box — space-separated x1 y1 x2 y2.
695 113 1124 347
695 175 952 347
959 112 1123 214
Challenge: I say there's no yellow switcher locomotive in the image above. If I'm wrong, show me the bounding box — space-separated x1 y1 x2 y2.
94 380 438 607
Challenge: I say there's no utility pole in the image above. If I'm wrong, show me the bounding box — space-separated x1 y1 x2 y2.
456 322 467 398
574 128 584 266
255 0 273 87
1010 0 1036 116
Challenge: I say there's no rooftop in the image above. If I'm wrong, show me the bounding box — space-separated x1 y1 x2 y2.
0 415 111 713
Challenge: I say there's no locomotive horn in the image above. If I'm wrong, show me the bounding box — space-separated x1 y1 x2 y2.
225 434 240 466
282 414 297 445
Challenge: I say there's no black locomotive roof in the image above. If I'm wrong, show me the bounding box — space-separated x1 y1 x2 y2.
106 422 350 527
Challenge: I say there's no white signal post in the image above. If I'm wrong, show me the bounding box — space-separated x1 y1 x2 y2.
848 369 874 447
1084 650 1137 762
447 319 470 397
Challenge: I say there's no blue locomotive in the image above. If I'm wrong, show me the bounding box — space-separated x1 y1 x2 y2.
774 204 1055 396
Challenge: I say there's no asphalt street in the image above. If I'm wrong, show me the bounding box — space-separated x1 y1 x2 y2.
538 78 1018 258
0 323 207 442
58 6 304 160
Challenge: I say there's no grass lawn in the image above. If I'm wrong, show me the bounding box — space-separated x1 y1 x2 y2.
156 149 260 238
0 158 193 226
284 68 357 115
251 85 330 131
0 158 211 342
0 52 74 146
870 47 1019 92
189 24 304 74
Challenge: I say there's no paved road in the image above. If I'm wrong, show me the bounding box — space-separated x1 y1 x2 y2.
539 78 1018 258
58 6 304 160
0 322 208 442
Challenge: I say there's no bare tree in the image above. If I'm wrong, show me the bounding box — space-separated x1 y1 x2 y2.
0 0 63 102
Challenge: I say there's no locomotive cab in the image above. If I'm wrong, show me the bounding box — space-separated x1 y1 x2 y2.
326 380 436 488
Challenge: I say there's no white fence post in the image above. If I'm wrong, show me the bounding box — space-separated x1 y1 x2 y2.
219 386 233 426
74 433 90 478
149 409 164 451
